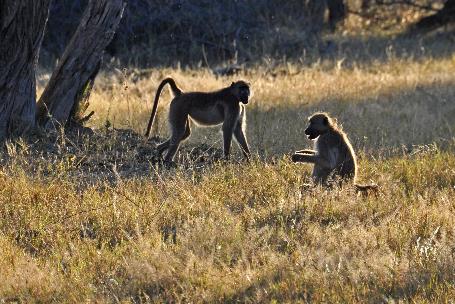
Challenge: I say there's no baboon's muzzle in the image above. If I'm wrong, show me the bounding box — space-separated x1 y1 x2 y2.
240 95 249 104
305 128 318 140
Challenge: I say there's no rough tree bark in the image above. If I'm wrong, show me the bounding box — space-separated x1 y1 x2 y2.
37 0 126 130
307 0 327 35
306 0 346 33
327 0 346 31
0 1 52 139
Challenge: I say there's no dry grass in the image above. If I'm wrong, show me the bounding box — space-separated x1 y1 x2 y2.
88 53 455 157
3 40 455 302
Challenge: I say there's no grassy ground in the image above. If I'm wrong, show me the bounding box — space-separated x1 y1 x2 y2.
2 38 455 302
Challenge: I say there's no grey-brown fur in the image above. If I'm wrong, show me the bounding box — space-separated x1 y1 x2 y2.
145 77 251 162
292 112 377 192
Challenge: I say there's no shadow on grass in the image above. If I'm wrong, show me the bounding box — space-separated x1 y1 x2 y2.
317 30 455 68
2 80 454 184
222 259 454 303
115 28 455 69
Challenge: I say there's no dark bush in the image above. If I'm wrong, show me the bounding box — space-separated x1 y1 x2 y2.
42 0 327 67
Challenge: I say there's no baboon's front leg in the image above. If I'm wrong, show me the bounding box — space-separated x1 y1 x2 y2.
234 123 250 160
292 153 332 169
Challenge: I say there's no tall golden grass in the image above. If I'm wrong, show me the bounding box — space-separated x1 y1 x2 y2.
2 44 455 302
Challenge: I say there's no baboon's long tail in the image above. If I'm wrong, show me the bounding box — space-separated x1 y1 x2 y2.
145 78 182 138
354 183 379 196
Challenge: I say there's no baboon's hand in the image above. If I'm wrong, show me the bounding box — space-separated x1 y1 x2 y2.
291 153 307 163
295 149 316 155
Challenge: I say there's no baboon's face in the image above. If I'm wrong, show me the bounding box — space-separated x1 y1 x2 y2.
305 113 330 140
231 81 250 104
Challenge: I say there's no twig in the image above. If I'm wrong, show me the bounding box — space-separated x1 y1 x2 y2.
375 0 439 12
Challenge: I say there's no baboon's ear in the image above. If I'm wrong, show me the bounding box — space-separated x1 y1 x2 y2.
231 82 235 87
323 116 329 125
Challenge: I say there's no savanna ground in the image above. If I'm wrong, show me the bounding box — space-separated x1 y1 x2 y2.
2 19 455 303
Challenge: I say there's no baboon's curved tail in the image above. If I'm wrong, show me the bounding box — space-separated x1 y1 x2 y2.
355 183 379 196
145 78 182 138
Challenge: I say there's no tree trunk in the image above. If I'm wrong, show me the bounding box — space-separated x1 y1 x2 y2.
306 0 327 35
305 0 346 33
0 1 51 139
37 0 125 130
327 0 346 31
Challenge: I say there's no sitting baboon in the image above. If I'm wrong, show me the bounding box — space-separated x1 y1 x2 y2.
292 112 378 193
145 78 251 162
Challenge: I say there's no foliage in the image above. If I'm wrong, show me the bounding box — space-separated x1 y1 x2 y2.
40 0 449 68
42 0 325 67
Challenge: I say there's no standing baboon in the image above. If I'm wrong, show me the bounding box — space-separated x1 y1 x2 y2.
145 78 251 162
292 112 378 193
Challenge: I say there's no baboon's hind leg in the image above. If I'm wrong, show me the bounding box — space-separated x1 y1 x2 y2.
164 118 190 162
157 120 190 161
181 119 191 141
156 139 170 156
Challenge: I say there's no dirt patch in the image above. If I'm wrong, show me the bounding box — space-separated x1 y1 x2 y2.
0 127 224 185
